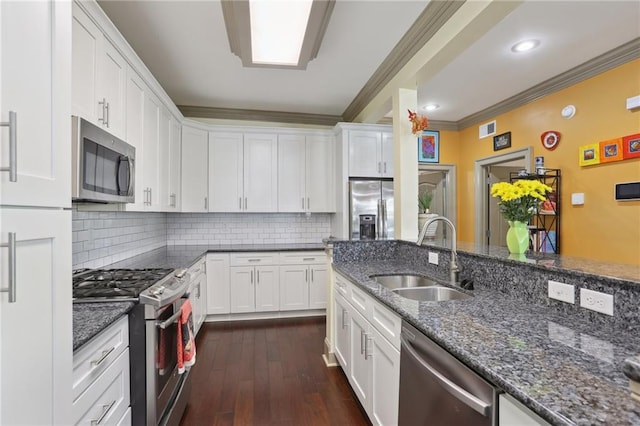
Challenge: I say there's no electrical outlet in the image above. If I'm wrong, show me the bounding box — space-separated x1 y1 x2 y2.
580 288 614 316
548 280 575 304
428 252 439 265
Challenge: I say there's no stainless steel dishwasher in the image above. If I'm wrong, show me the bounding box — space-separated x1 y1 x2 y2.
399 321 498 425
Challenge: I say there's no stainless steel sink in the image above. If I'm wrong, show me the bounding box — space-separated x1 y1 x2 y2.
371 274 440 290
392 286 472 302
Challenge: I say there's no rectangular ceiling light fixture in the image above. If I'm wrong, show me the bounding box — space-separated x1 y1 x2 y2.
250 0 313 66
222 0 335 70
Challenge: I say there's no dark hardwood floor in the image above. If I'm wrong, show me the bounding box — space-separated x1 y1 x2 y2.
179 317 370 426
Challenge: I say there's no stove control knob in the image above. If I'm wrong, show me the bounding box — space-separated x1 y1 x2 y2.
152 286 165 295
174 268 187 279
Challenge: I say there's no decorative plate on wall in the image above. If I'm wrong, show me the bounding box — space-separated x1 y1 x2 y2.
541 131 560 150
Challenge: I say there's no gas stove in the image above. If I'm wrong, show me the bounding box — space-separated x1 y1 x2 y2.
72 267 189 306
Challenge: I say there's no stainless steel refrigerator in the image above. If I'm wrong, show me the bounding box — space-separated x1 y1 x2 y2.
349 179 394 240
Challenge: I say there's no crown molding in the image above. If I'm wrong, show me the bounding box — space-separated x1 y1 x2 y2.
457 37 640 130
375 117 458 131
178 105 343 127
341 0 465 122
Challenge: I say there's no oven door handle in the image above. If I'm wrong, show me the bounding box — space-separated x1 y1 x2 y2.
156 310 182 329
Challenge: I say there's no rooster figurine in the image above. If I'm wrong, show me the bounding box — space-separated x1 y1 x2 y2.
408 109 428 135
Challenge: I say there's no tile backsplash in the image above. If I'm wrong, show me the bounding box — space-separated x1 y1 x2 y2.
72 209 167 269
72 209 332 268
166 213 331 245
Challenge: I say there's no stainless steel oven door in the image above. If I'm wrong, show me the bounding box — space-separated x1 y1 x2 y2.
146 299 185 426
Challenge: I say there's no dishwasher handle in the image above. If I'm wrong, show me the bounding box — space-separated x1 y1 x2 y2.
400 333 491 417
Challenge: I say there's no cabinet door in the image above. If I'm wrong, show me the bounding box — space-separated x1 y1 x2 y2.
206 254 230 315
194 272 207 334
168 117 181 210
1 0 71 208
348 130 381 177
158 106 172 211
99 40 127 139
181 126 208 212
381 132 394 178
1 208 71 425
143 91 160 209
123 67 146 211
370 327 400 426
244 134 278 212
277 134 305 212
209 132 243 212
229 266 255 313
333 294 350 372
309 265 328 309
347 306 371 411
306 135 334 212
72 2 100 124
279 265 309 311
255 266 279 312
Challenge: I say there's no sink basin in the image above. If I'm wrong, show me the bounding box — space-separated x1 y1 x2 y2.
392 286 472 302
371 274 440 290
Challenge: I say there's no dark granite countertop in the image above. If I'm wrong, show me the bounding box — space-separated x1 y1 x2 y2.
103 243 326 270
73 302 135 351
333 259 640 426
624 356 640 382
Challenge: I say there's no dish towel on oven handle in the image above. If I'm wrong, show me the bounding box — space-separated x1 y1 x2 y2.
177 299 196 374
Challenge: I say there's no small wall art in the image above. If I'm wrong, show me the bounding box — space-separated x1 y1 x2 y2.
493 131 511 151
578 143 600 166
599 138 623 163
622 133 640 159
418 130 439 163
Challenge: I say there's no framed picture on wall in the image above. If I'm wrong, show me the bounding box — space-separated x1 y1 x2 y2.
622 133 640 159
493 131 511 151
578 143 600 166
599 138 623 163
418 130 439 163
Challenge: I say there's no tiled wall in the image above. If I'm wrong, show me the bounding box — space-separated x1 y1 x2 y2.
166 213 332 245
72 209 167 269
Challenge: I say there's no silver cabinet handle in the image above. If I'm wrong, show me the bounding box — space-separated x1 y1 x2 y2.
305 269 308 282
256 270 260 283
104 102 110 128
248 258 260 262
98 98 107 125
383 162 387 174
400 334 491 416
91 400 116 425
239 197 242 210
204 197 208 211
365 335 372 359
0 232 17 303
377 162 381 173
311 269 314 282
91 346 115 366
302 197 305 210
250 270 254 284
170 193 176 207
307 197 310 210
0 111 17 182
149 187 152 205
360 329 365 355
196 283 201 298
244 197 248 210
341 308 348 329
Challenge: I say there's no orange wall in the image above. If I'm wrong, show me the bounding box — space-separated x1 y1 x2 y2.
442 59 640 265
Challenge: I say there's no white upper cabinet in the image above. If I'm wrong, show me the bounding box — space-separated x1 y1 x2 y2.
123 67 146 211
72 2 126 139
142 90 161 209
209 132 278 212
169 118 182 210
348 129 393 178
181 125 208 212
278 134 334 213
1 0 71 208
158 106 172 211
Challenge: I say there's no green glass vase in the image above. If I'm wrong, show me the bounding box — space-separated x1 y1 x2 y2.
506 220 529 254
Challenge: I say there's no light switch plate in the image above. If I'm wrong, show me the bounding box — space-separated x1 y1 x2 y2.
571 193 585 205
548 280 575 304
428 252 439 265
580 288 614 316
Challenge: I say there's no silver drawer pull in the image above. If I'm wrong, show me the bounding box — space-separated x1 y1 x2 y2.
248 259 260 262
303 258 315 261
91 346 115 366
0 111 17 182
91 400 116 425
0 232 17 303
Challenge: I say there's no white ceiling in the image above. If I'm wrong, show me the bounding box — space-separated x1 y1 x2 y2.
98 0 640 123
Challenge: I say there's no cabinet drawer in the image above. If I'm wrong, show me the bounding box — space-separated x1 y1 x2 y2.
335 273 349 297
349 284 371 318
370 299 401 350
73 316 129 402
73 349 130 425
230 252 278 266
279 251 325 265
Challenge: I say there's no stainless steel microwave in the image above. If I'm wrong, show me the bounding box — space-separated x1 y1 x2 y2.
72 116 135 203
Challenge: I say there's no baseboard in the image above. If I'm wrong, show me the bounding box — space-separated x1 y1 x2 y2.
204 309 326 322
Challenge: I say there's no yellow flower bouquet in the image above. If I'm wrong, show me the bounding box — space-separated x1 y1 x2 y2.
490 180 553 223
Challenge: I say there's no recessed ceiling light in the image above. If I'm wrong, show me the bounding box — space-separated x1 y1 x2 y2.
511 39 540 53
424 104 439 111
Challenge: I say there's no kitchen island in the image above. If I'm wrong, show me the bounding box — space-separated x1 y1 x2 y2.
330 239 640 425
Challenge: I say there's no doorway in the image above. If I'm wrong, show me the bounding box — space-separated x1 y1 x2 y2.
474 147 532 248
418 164 456 239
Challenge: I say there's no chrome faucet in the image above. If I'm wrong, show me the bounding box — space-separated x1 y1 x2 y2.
417 216 461 287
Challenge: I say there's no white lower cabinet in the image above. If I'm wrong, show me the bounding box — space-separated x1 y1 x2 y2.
187 258 207 334
230 265 279 313
72 316 130 426
499 394 550 426
279 251 328 311
334 273 401 426
206 253 230 315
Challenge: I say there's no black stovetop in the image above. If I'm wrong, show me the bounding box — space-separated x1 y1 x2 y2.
72 268 173 299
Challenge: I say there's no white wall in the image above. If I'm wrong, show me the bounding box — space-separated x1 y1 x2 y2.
167 213 331 245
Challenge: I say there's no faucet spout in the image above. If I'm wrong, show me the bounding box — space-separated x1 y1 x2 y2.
417 216 461 287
